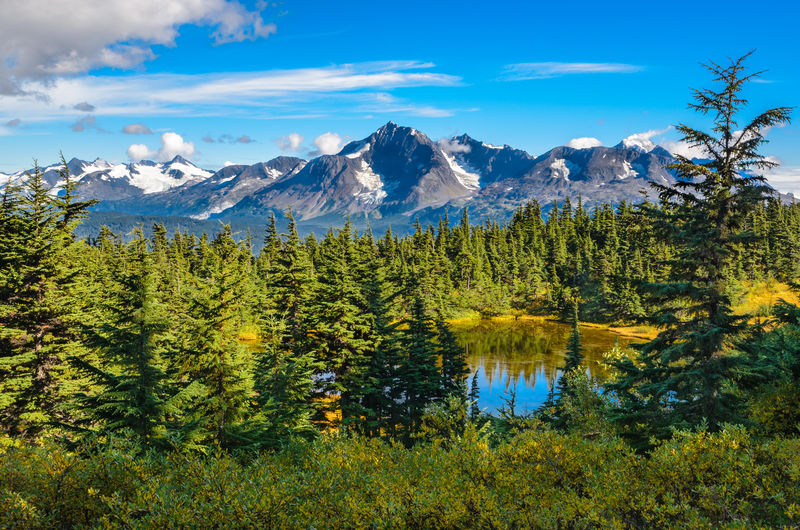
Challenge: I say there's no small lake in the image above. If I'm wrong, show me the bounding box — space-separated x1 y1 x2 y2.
450 318 639 414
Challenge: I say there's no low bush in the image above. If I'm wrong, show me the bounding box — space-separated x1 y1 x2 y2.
2 427 799 528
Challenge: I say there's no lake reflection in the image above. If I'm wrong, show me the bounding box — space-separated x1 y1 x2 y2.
450 318 636 414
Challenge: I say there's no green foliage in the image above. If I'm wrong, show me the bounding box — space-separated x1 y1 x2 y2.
0 159 95 437
70 230 174 443
3 427 800 528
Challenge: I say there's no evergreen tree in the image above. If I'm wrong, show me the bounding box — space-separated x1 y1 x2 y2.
468 370 481 421
550 298 583 427
308 221 374 429
0 160 93 437
248 313 320 447
70 232 175 443
436 316 469 399
608 53 793 447
397 294 441 440
179 226 253 448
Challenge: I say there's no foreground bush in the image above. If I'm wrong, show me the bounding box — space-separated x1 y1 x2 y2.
1 427 799 528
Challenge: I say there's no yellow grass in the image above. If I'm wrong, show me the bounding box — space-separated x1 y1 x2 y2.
734 280 798 317
447 281 798 341
238 323 260 341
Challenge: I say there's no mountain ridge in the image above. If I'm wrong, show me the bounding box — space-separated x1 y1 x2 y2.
7 121 773 234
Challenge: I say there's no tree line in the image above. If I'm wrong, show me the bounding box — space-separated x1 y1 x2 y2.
1 53 799 453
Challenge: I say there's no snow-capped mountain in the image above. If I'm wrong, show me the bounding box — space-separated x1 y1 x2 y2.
99 156 306 220
4 122 709 232
3 156 213 200
222 122 483 222
439 137 676 221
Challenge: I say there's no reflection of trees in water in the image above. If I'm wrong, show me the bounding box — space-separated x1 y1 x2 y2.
455 320 630 391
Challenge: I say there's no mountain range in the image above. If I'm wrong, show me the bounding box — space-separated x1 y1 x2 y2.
0 122 724 234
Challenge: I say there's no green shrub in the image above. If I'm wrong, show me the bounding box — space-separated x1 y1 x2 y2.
1 429 799 528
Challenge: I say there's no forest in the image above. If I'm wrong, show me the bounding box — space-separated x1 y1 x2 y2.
2 55 800 527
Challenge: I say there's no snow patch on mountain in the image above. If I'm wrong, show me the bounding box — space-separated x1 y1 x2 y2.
192 199 238 220
617 160 638 180
127 162 209 194
344 142 371 159
0 172 15 186
168 161 213 180
353 160 387 205
442 151 480 190
549 158 573 181
80 159 113 175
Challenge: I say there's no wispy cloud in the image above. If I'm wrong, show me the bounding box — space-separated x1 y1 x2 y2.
0 62 462 120
502 62 643 80
70 114 108 133
276 133 305 152
352 92 466 118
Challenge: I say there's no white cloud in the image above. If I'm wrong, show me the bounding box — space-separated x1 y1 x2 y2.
357 91 458 118
437 138 471 154
503 62 643 80
0 62 461 119
127 143 154 162
659 139 708 159
127 131 195 162
314 132 343 155
277 132 304 152
122 122 153 134
224 160 237 167
158 132 195 161
765 164 800 197
566 137 603 149
621 127 672 152
0 0 276 95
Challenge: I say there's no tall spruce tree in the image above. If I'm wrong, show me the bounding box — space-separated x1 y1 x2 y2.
397 294 441 441
608 53 793 447
0 160 94 437
179 226 253 448
436 316 469 399
70 231 174 443
308 221 374 429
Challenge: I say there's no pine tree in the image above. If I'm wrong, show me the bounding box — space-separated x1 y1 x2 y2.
608 53 793 447
248 313 320 447
71 232 174 443
468 370 481 420
0 160 93 437
436 316 469 399
396 294 441 440
178 225 253 448
549 297 583 427
307 221 374 429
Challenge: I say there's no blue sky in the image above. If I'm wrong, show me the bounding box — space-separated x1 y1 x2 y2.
1 0 799 191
